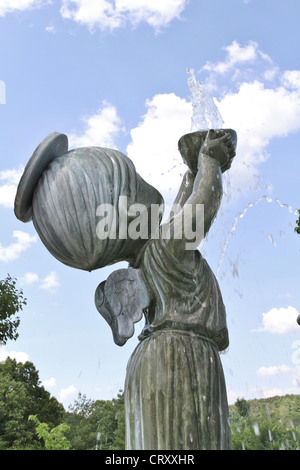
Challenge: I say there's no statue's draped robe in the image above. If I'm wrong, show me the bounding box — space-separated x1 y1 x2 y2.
125 234 231 450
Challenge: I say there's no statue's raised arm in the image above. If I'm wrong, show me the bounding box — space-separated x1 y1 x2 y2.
163 128 237 252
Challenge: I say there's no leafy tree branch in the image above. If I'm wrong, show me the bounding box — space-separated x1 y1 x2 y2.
0 275 26 344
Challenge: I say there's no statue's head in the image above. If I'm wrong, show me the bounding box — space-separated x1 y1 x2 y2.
14 132 164 271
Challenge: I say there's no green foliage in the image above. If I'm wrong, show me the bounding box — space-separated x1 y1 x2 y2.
0 357 65 449
94 393 125 450
0 275 26 344
28 415 71 450
235 397 251 418
0 373 36 448
0 351 299 450
65 391 125 450
64 393 99 450
111 393 126 450
230 395 300 450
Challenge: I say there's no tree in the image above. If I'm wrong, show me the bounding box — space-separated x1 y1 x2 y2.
29 415 71 450
0 358 65 449
94 392 125 450
0 275 26 344
0 373 36 448
65 391 125 450
230 396 300 450
235 397 251 418
111 392 125 450
65 393 98 450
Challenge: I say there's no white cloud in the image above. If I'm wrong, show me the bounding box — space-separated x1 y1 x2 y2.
45 24 56 34
125 42 300 203
39 271 59 291
0 168 23 185
0 167 24 208
220 80 300 140
197 41 300 196
0 347 30 364
115 0 188 29
0 184 18 209
0 0 43 16
264 67 279 82
202 41 271 76
218 78 300 194
20 272 39 285
256 306 300 335
20 271 60 291
257 364 292 377
229 381 299 404
67 41 300 206
253 366 300 398
68 101 124 149
59 385 77 403
127 93 191 203
0 230 37 262
251 386 299 399
282 70 300 90
41 377 57 390
60 0 188 32
126 72 300 204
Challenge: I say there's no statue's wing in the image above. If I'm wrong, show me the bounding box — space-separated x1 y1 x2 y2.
94 267 150 346
94 280 125 345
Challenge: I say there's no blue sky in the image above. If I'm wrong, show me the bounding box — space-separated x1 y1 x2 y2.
0 0 300 408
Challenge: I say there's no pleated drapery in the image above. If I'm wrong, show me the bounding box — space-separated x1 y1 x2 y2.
125 329 231 450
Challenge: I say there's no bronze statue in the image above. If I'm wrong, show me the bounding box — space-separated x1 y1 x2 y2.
15 127 237 449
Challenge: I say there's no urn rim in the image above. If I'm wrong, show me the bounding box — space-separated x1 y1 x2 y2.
178 128 237 174
14 132 68 222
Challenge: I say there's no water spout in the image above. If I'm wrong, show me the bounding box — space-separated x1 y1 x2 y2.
186 67 224 131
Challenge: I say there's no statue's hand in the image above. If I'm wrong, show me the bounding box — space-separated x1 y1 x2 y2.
201 129 236 173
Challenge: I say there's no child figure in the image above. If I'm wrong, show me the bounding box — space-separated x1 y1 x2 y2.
124 129 236 450
15 127 236 450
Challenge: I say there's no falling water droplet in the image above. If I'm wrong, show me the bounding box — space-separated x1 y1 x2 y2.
232 261 239 278
253 423 260 436
268 234 277 246
216 195 298 278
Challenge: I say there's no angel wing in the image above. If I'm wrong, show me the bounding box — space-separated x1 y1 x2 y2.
94 267 151 346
